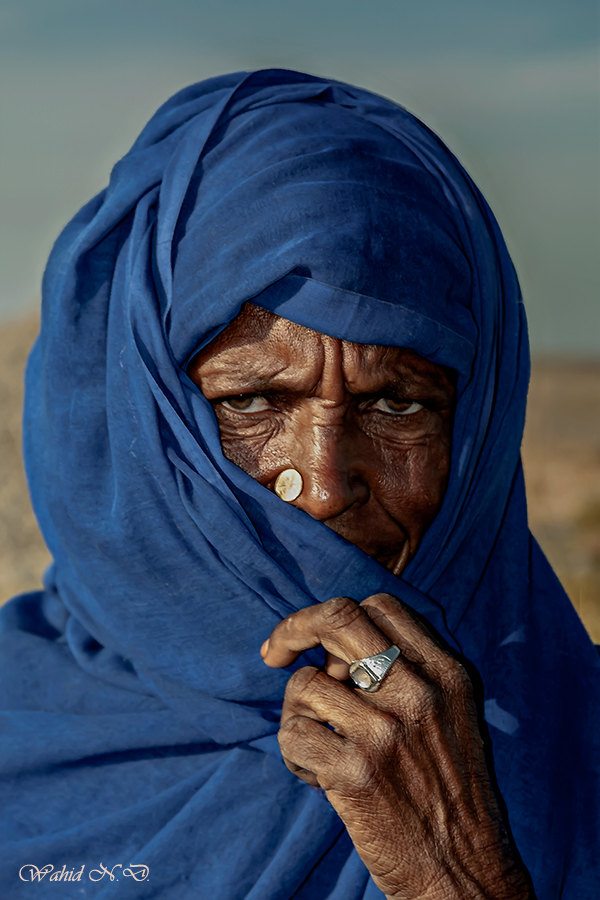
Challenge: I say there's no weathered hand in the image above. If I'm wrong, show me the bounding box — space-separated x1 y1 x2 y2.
261 594 531 900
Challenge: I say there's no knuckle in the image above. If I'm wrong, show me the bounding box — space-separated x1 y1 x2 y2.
279 714 304 739
321 596 362 633
404 677 438 720
360 592 399 615
278 714 310 750
440 656 471 695
344 751 380 793
278 608 304 637
360 593 405 632
285 666 322 701
369 711 404 753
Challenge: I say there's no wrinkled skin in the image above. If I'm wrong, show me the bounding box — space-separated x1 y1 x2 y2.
190 304 454 575
189 304 531 899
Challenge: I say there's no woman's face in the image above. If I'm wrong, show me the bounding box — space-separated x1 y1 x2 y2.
190 304 455 576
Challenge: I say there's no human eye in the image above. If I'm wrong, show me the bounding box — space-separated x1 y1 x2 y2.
220 394 272 413
373 398 423 416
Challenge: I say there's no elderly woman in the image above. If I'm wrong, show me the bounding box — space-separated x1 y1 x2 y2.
1 70 598 899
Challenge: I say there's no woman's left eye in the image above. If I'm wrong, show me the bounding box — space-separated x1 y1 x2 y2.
373 398 423 416
221 395 272 413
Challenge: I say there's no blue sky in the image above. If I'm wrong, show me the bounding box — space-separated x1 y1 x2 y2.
1 0 598 353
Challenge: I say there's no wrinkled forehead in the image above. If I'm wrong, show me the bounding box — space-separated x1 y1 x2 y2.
169 102 476 375
190 302 457 398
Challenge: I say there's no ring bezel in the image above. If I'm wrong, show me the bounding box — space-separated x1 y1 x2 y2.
348 645 401 693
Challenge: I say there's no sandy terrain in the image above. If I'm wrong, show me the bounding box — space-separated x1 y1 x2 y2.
522 361 600 641
1 314 599 641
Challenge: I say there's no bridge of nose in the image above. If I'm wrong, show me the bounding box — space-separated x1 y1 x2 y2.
288 397 369 520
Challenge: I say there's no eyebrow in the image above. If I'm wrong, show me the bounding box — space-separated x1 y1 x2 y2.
199 370 452 403
194 363 299 396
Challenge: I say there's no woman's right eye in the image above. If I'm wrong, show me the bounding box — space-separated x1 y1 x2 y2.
221 395 272 413
373 398 423 416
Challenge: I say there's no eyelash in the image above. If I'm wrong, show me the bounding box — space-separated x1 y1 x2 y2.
372 398 423 416
220 395 273 412
219 395 424 416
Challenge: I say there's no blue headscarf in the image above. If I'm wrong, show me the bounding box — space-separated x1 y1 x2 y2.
1 70 598 898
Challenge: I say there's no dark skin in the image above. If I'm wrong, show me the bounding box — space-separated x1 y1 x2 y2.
189 303 531 900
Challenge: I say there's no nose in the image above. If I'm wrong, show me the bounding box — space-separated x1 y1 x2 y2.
287 417 368 521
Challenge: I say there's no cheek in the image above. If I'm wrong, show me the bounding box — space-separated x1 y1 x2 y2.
217 409 453 540
373 435 451 532
218 422 286 483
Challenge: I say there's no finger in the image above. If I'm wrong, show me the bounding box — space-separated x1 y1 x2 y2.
283 657 435 735
278 714 347 789
262 596 392 669
324 652 349 681
281 666 364 735
281 666 402 746
360 593 469 688
262 643 351 681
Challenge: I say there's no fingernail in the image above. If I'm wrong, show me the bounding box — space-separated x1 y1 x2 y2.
260 639 270 659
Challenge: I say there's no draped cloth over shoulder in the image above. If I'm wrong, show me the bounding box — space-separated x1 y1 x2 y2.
1 70 598 898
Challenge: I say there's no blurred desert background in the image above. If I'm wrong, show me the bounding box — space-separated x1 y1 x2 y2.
1 313 599 642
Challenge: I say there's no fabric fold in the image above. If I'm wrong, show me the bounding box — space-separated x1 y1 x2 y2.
0 68 597 898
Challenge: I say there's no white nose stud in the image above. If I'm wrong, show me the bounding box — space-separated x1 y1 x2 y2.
274 468 303 502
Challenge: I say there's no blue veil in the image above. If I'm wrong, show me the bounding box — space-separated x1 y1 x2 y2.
1 70 598 898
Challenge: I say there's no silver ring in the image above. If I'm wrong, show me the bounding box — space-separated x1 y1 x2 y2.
349 645 401 692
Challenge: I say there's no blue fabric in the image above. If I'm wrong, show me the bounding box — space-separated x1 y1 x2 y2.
1 69 598 898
